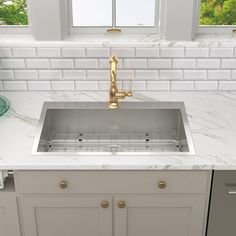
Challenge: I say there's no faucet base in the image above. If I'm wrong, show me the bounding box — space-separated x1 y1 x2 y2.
108 102 119 109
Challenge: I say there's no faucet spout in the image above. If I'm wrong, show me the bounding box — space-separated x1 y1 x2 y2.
108 56 132 109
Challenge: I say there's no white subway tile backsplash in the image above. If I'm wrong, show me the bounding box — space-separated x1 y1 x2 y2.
62 48 85 58
62 70 86 80
75 59 98 69
194 81 218 91
232 70 236 80
87 70 109 80
50 59 74 69
118 70 134 80
12 48 36 58
160 48 184 58
171 81 194 91
37 48 61 58
124 59 147 69
146 81 170 91
219 81 236 90
38 70 62 80
98 59 109 69
172 59 195 69
3 81 27 91
196 59 220 69
1 59 25 69
86 48 110 58
75 81 98 91
148 59 171 69
183 70 206 80
98 81 109 91
14 70 38 80
135 70 158 80
26 59 49 69
27 81 51 91
123 81 146 91
185 48 209 58
0 48 12 58
221 59 236 69
159 70 182 80
0 71 14 80
136 48 159 58
111 48 135 58
1 45 236 92
208 70 231 80
51 81 74 91
0 81 3 90
99 81 122 91
210 48 234 58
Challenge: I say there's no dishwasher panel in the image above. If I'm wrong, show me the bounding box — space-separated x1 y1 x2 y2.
207 171 236 236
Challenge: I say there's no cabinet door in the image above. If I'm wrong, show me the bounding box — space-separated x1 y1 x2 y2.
20 196 112 236
114 195 206 236
0 195 21 236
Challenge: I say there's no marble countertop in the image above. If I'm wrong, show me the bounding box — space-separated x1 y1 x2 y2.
0 91 236 170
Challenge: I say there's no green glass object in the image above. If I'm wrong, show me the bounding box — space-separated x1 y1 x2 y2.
0 96 10 116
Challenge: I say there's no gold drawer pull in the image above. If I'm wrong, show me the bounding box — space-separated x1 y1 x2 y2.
101 201 109 209
59 180 68 189
158 180 166 189
118 201 126 209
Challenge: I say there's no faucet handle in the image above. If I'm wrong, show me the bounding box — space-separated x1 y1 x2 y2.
125 91 133 97
123 79 133 97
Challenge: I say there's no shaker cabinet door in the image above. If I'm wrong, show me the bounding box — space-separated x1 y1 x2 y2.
20 196 112 236
114 195 206 236
0 195 21 236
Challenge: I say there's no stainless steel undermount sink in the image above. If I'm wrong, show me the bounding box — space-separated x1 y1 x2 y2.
32 102 195 155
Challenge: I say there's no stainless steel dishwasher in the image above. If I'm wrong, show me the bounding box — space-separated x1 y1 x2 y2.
207 171 236 236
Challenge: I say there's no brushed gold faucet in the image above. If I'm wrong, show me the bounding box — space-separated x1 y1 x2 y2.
108 56 133 109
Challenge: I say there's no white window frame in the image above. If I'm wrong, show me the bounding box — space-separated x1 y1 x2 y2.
68 0 160 34
196 0 236 34
0 0 32 34
3 0 235 41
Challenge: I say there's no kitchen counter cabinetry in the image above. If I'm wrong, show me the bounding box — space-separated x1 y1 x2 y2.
20 196 112 236
13 170 212 236
0 178 21 236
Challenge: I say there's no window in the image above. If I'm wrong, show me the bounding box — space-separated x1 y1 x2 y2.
70 0 158 33
116 0 156 27
0 0 30 33
197 0 236 33
72 0 112 27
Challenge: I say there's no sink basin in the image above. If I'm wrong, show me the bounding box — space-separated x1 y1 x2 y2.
32 102 195 155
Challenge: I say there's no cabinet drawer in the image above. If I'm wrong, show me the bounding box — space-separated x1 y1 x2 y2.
15 171 210 194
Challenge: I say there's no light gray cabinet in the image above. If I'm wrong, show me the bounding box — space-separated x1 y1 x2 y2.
114 195 207 236
0 178 21 236
20 196 112 236
15 170 211 236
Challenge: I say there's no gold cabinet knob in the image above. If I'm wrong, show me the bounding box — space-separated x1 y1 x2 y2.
59 180 68 189
101 201 109 209
158 180 166 189
118 201 126 209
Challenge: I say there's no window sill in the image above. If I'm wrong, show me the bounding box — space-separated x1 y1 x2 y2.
0 33 236 47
